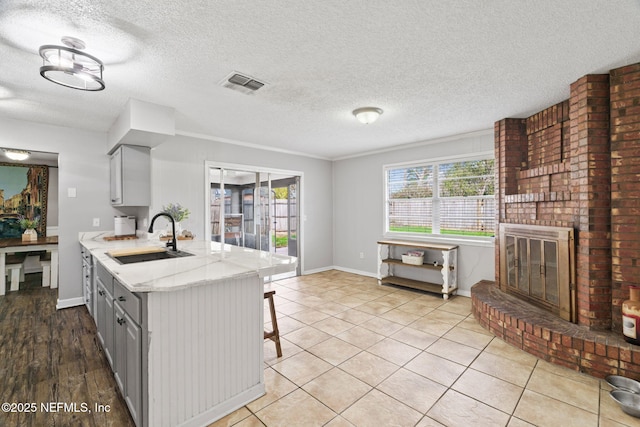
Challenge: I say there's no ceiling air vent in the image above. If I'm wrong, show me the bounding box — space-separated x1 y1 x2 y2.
220 72 267 95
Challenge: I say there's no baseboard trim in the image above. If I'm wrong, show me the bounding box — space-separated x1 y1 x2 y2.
332 265 378 278
56 297 84 310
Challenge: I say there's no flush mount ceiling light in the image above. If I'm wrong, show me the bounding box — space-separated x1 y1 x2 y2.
353 107 383 124
3 149 30 161
39 36 105 91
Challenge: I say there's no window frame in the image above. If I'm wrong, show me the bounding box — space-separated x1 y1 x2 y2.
383 152 495 246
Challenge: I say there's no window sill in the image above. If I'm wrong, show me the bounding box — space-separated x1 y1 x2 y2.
383 232 495 248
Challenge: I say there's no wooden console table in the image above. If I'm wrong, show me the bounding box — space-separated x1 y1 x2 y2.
377 239 458 299
0 236 58 295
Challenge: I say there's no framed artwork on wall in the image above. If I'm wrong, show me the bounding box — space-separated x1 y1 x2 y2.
0 163 48 239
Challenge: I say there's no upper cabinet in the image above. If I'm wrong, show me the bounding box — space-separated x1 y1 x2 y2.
110 145 150 207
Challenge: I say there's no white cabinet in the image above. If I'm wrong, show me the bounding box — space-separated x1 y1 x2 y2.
377 239 458 299
110 145 150 206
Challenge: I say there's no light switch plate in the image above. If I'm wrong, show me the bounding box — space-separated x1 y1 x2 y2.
67 187 77 198
93 218 100 227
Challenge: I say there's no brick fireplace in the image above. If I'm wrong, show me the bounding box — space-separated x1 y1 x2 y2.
471 62 640 379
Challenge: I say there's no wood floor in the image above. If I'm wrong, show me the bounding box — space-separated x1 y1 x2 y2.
0 274 135 427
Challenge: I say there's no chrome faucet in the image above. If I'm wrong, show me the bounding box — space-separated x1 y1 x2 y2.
148 212 177 252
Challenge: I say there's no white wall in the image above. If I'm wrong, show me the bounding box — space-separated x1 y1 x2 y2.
332 130 496 296
0 114 493 304
0 116 113 305
148 134 334 272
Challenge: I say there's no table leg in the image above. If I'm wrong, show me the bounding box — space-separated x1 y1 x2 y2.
0 252 5 296
50 249 59 289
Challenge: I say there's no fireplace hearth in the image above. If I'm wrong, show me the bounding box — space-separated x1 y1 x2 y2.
473 61 640 379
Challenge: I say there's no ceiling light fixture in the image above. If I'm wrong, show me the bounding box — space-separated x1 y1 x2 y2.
39 36 105 91
3 149 30 161
353 107 383 124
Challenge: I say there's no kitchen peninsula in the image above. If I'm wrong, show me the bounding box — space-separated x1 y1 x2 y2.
79 231 297 427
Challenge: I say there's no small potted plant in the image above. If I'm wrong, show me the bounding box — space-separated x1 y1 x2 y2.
19 215 39 241
161 203 190 236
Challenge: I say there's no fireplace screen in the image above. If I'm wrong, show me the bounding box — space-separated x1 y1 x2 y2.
500 224 575 322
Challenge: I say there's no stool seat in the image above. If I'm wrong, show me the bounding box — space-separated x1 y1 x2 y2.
264 290 282 358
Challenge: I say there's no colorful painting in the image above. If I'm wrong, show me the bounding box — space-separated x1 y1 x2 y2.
0 163 48 239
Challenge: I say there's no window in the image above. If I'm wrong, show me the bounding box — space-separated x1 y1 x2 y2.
385 157 495 238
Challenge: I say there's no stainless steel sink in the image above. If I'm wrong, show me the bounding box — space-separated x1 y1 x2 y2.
108 249 194 264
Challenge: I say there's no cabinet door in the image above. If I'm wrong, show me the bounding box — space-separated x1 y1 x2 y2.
96 279 106 346
110 147 122 205
124 311 142 426
96 280 114 368
104 286 115 368
113 302 127 393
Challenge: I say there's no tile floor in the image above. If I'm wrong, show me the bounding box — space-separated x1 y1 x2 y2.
211 270 639 427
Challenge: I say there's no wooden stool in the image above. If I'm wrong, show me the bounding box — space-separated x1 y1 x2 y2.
264 290 282 358
5 254 27 293
40 253 52 288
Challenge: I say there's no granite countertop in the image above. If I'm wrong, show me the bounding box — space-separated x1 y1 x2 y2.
79 231 297 293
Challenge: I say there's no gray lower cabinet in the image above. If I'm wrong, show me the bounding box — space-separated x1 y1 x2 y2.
95 264 114 368
94 261 143 427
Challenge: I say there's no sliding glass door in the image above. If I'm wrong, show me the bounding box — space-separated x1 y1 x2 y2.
207 164 301 278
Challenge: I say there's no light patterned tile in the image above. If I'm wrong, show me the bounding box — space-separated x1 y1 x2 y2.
208 406 252 426
452 368 524 413
526 367 600 414
336 326 385 350
470 351 535 388
379 308 421 325
443 326 494 350
415 416 446 427
313 317 355 335
342 389 423 427
316 301 350 315
334 309 375 325
255 389 336 427
308 337 361 366
232 414 265 427
246 367 298 412
426 338 482 366
302 368 371 413
288 308 331 325
409 318 455 337
339 351 399 386
428 389 510 427
422 309 467 326
377 368 447 413
282 325 331 349
391 326 439 350
360 316 404 336
271 351 332 386
514 390 598 427
483 338 539 366
405 352 466 387
366 337 421 366
264 337 303 366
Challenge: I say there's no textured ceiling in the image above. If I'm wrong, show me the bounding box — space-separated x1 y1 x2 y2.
0 1 639 159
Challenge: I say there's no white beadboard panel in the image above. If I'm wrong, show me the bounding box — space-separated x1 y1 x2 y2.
146 274 264 427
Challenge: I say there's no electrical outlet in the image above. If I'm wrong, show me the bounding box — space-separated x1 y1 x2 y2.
93 218 100 227
359 252 364 259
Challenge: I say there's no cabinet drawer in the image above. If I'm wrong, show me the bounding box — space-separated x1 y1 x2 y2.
81 246 92 263
113 280 141 324
96 262 113 295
